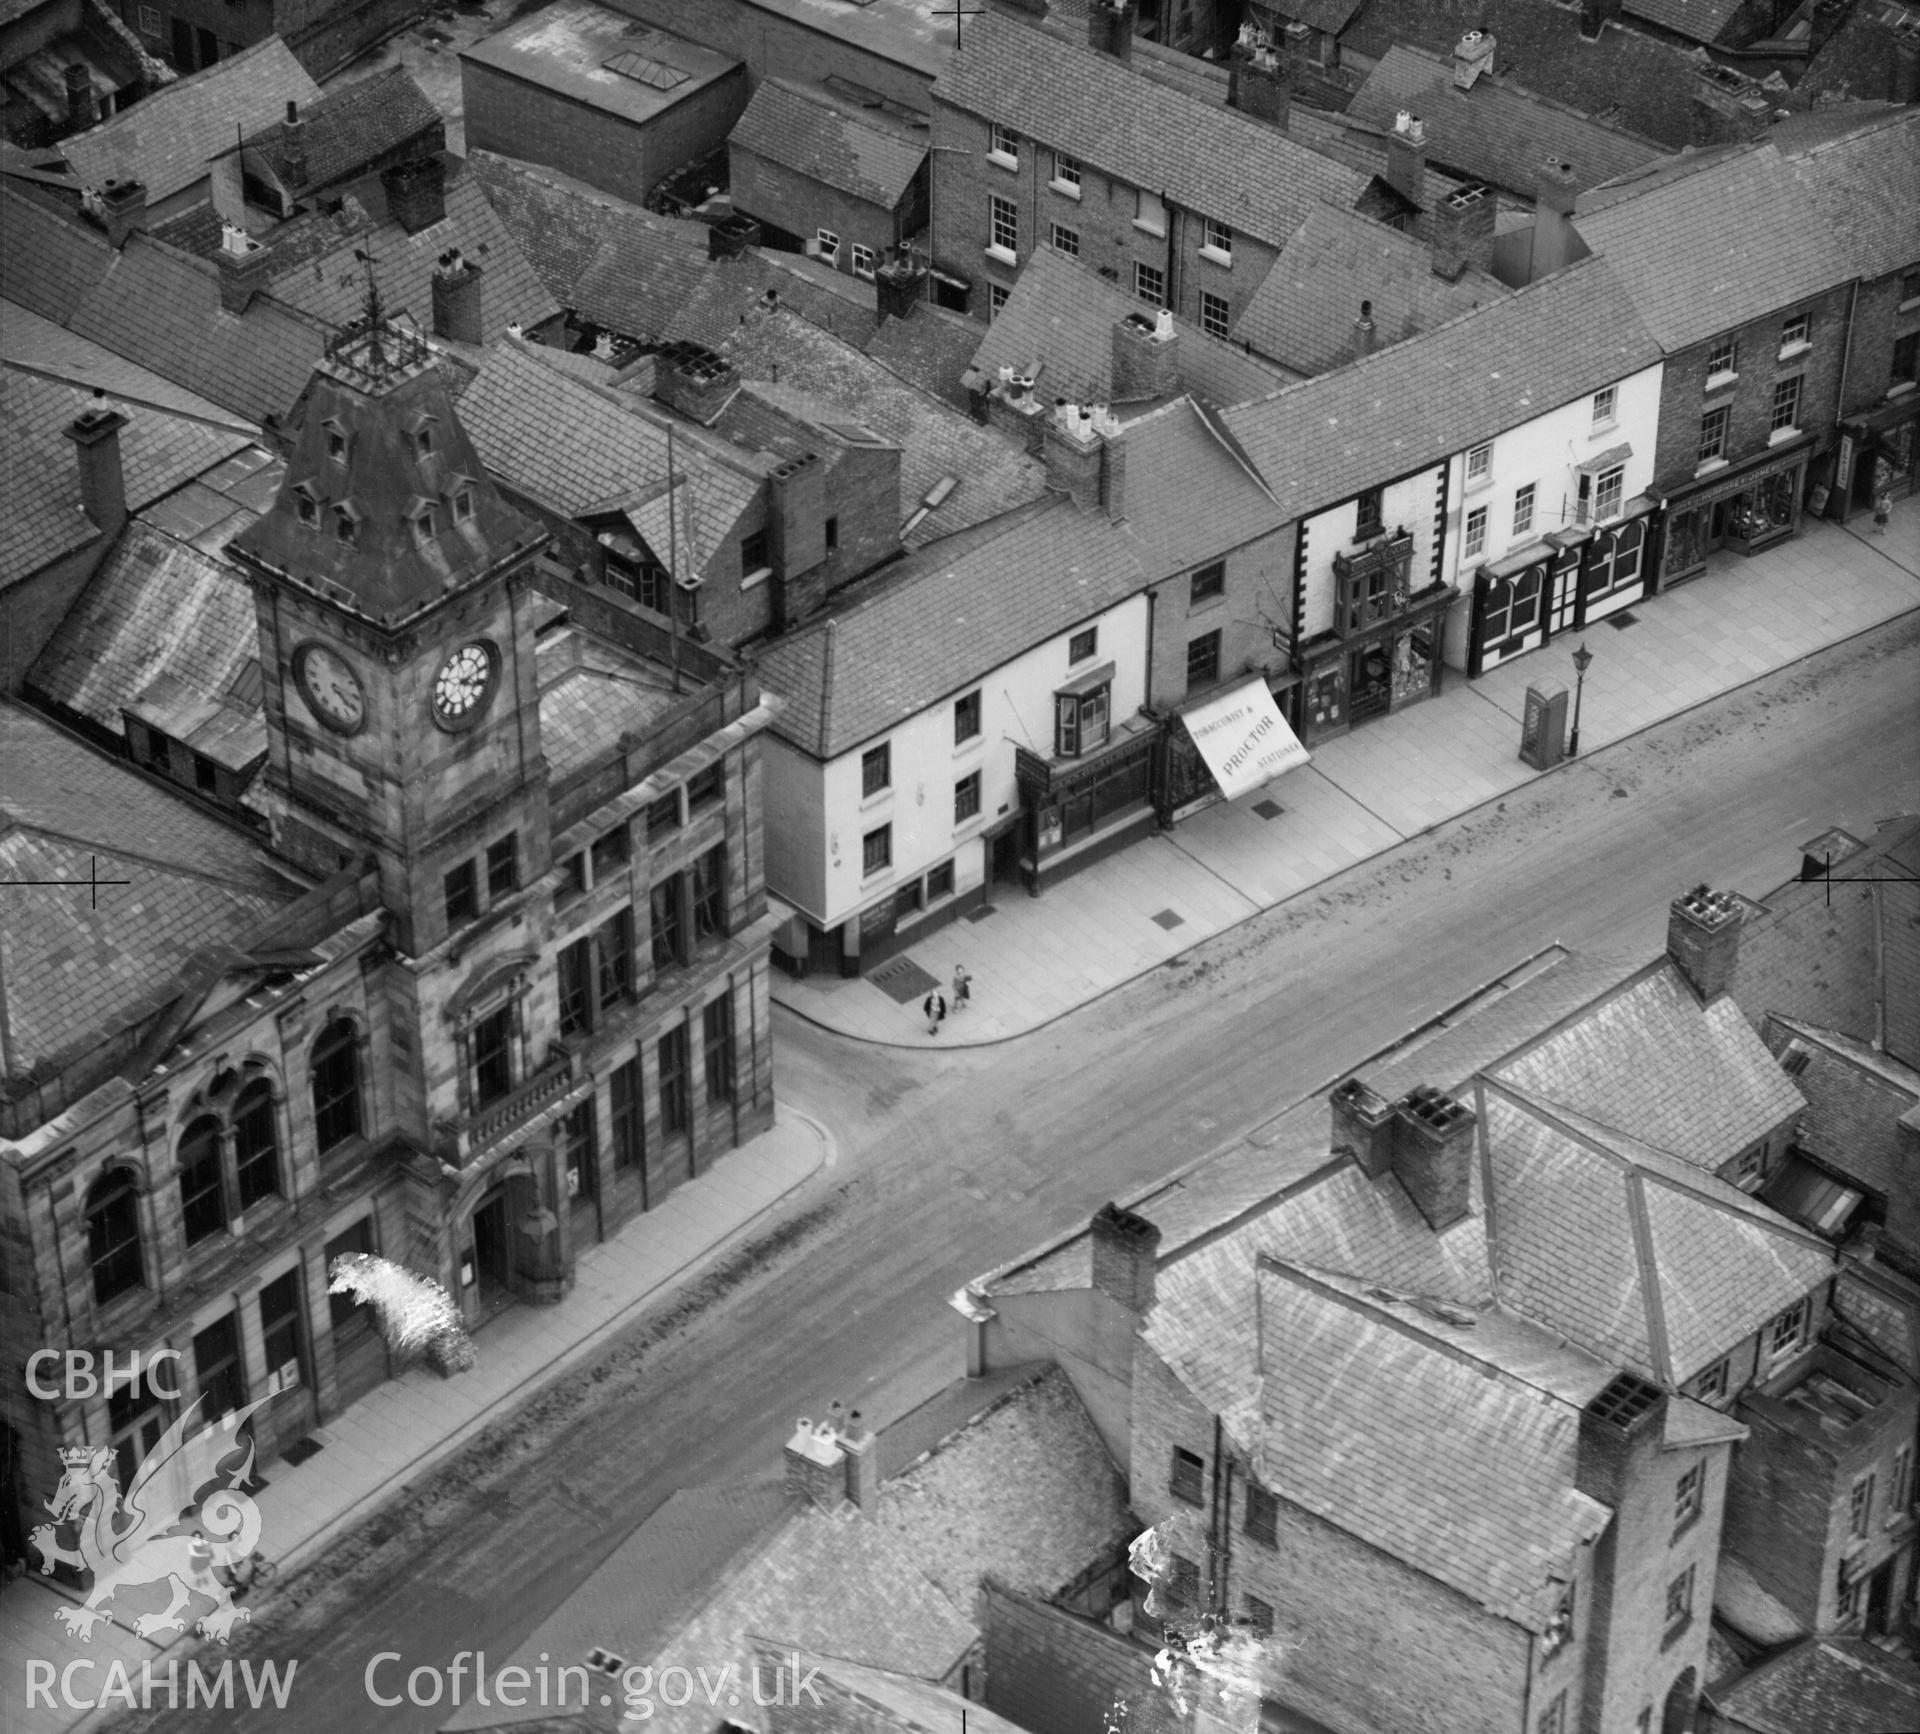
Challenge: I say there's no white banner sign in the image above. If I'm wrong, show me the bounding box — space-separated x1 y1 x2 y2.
1182 677 1309 799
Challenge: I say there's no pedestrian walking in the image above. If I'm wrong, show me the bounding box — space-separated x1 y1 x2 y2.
923 990 947 1036
1873 490 1893 536
952 964 972 1011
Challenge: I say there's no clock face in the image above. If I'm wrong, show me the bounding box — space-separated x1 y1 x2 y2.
295 643 367 734
432 641 497 727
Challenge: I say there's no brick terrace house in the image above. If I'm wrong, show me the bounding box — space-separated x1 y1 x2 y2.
459 1 746 209
928 5 1399 326
0 306 782 1572
1570 141 1853 590
1784 109 1920 520
956 885 1903 1734
727 77 929 282
1219 255 1663 723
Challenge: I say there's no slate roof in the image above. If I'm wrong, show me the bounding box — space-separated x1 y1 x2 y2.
1334 0 1718 153
1220 257 1659 521
537 633 682 783
240 67 442 193
27 505 271 768
1800 1 1920 108
459 1 738 124
457 339 761 580
0 702 293 1087
760 498 1147 759
730 79 927 210
863 303 985 411
1112 396 1287 569
1479 1079 1835 1386
1253 1260 1610 1630
1492 961 1807 1172
1780 108 1920 286
1346 45 1664 198
1572 144 1844 353
772 1655 1028 1734
719 304 1049 546
1620 0 1745 42
1281 0 1363 32
0 353 255 586
933 12 1373 249
58 37 319 203
1761 1016 1920 1203
1705 1637 1920 1734
1232 202 1508 377
967 245 1291 409
467 149 712 315
264 163 558 347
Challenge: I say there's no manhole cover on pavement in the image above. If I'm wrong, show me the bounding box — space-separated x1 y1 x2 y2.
868 956 941 1004
965 903 999 922
281 1436 325 1467
1607 610 1638 629
1151 908 1185 930
1252 799 1285 820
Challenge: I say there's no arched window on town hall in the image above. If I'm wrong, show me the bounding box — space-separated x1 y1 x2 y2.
232 1078 282 1208
85 1167 144 1305
311 1019 363 1152
178 1116 229 1245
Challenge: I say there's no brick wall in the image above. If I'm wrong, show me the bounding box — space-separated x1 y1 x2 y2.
281 0 428 80
729 149 902 277
462 60 748 206
985 1582 1162 1734
1842 271 1920 419
1144 527 1296 710
1650 284 1852 490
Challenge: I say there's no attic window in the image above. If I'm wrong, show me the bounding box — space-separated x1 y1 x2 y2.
453 487 474 524
412 507 436 546
326 425 347 462
1779 1040 1811 1077
333 505 358 546
294 488 318 528
416 425 436 458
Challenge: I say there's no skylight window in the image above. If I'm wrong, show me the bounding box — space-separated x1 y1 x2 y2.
603 53 688 89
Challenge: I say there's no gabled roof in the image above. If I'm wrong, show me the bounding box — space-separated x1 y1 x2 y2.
29 509 271 772
1705 1636 1920 1734
1346 44 1664 198
1232 202 1507 377
1572 144 1844 353
933 11 1373 249
1478 1079 1834 1386
0 701 294 1089
264 163 558 347
0 351 255 585
1761 1015 1920 1203
457 339 761 580
1621 0 1746 43
718 304 1050 548
58 37 320 203
1780 108 1920 287
730 78 927 210
1253 1260 1610 1631
967 244 1292 409
760 498 1147 760
1110 396 1286 570
240 67 442 194
1492 961 1807 1172
1220 257 1659 521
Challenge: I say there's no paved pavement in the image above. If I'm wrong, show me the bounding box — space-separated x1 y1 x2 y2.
2 1108 827 1734
773 501 1920 1047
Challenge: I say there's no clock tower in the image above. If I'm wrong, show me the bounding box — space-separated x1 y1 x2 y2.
230 306 552 958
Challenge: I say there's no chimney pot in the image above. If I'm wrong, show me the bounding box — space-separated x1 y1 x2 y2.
382 157 447 236
1331 1076 1394 1175
431 254 484 345
1427 182 1494 282
1089 1201 1161 1314
91 178 147 250
1666 886 1744 1003
1385 113 1428 212
1112 311 1180 400
1088 0 1136 64
874 254 928 321
286 99 298 124
1576 1372 1668 1503
65 399 130 534
1454 30 1497 89
215 225 272 314
1228 35 1293 130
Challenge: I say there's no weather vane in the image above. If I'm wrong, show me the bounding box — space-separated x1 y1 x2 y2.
0 853 131 909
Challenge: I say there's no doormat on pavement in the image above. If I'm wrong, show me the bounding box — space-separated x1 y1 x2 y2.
281 1436 325 1466
1607 611 1638 629
965 903 999 922
1151 908 1186 929
868 956 942 1004
1252 799 1285 820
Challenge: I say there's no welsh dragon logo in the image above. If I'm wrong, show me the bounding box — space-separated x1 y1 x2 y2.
29 1396 269 1644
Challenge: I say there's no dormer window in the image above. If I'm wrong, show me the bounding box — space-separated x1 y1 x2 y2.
334 505 358 546
324 420 347 463
294 487 319 529
411 415 439 459
453 487 474 524
412 507 436 547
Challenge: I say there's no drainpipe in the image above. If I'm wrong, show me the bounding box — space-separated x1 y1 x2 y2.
1831 277 1861 518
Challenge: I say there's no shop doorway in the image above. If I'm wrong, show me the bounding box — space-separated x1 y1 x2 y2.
1865 1558 1896 1636
1347 643 1391 724
991 826 1023 888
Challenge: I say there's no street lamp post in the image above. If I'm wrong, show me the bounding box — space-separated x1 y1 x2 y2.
1569 640 1593 757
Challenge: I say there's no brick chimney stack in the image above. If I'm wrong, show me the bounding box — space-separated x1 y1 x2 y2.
383 156 447 236
1228 40 1292 131
215 221 273 315
1575 1371 1668 1504
783 1416 847 1510
1090 1201 1161 1315
65 394 129 536
875 253 928 321
1112 308 1180 400
1088 0 1136 64
708 212 762 260
281 99 308 189
769 452 828 581
432 248 484 345
1331 1076 1394 1177
1667 886 1744 1004
65 64 96 133
92 178 146 251
1391 1085 1477 1231
1043 402 1125 517
1352 300 1378 362
1454 29 1496 90
1428 183 1494 282
839 1410 879 1514
654 343 741 425
1384 111 1427 211
1529 159 1585 282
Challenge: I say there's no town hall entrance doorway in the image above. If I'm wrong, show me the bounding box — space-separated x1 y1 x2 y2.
470 1191 515 1318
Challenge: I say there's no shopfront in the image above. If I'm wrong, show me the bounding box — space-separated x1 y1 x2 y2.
1467 501 1652 677
1156 676 1311 824
1835 397 1920 523
1655 436 1815 589
1012 717 1158 895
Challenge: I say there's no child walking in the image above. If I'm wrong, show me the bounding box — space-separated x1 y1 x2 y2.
952 964 972 1012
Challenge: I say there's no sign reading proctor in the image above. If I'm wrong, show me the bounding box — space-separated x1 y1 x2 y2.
1182 677 1310 799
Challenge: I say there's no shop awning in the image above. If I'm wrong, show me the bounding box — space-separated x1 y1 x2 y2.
1180 676 1309 799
